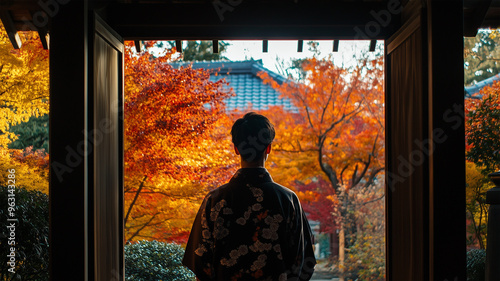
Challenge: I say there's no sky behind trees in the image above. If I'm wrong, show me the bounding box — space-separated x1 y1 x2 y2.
185 40 383 73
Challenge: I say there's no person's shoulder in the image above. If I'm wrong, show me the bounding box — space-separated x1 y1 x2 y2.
263 181 298 199
206 183 231 199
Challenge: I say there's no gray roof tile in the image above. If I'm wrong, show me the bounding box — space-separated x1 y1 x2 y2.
170 60 298 113
464 73 500 98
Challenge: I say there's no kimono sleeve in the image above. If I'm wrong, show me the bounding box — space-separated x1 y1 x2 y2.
182 193 215 280
285 194 316 281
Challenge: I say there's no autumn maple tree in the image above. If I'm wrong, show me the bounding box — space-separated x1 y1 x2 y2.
259 51 385 279
466 80 500 173
124 41 237 243
464 80 500 249
0 23 49 195
343 179 385 280
292 177 338 234
0 146 48 194
465 161 492 249
0 22 49 148
0 23 50 277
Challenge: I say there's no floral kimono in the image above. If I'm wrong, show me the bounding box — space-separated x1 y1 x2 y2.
183 168 316 281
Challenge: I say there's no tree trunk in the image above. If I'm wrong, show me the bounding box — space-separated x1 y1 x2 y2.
339 223 345 281
330 232 339 259
337 187 348 281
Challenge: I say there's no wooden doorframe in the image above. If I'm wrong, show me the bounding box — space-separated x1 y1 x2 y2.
49 1 124 280
49 1 466 280
384 1 466 280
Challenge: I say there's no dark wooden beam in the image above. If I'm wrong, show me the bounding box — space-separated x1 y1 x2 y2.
212 39 218 53
297 39 303 52
262 40 268 53
481 17 500 29
175 40 182 53
108 2 397 40
49 0 88 279
0 10 22 49
464 0 492 37
369 39 377 51
134 40 142 52
38 29 49 49
0 0 41 10
333 39 339 52
427 0 466 279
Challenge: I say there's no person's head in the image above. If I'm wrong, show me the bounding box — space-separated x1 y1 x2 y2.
231 112 275 164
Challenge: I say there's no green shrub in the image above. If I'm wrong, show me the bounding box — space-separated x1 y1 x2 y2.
467 249 486 281
0 186 49 281
125 240 195 281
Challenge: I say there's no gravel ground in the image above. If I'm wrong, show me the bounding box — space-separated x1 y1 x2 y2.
310 261 338 281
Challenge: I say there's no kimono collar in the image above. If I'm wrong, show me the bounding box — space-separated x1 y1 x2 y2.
230 168 273 184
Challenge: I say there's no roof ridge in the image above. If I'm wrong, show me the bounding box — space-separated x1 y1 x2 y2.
465 73 500 97
169 60 288 83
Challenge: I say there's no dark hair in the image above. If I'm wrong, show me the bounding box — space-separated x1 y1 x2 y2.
231 112 275 162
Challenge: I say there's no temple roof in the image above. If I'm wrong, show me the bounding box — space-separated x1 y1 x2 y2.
171 60 298 113
464 73 500 98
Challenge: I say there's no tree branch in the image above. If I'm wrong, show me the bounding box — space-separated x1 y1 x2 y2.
126 212 160 242
138 190 203 201
320 81 335 123
353 134 380 187
318 134 339 193
339 164 349 187
124 175 147 226
273 148 317 153
363 167 385 188
360 91 384 131
361 194 385 206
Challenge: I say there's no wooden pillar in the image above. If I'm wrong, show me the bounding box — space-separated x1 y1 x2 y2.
91 14 125 281
386 1 466 280
485 171 500 281
50 2 124 279
427 1 466 280
49 0 89 279
386 7 428 279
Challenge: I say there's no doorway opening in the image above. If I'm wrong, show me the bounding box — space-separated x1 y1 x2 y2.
123 39 386 280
